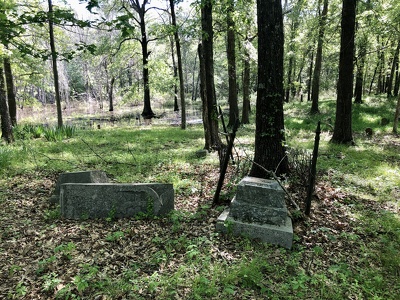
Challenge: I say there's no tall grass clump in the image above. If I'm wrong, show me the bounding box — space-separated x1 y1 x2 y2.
43 125 76 141
0 146 14 170
14 124 45 139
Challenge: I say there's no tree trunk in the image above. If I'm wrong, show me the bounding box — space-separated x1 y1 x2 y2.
310 0 328 114
198 43 211 149
48 0 63 128
108 76 115 112
354 35 367 104
331 0 356 145
3 57 17 126
201 0 222 150
140 25 153 118
241 45 251 124
307 48 314 102
393 93 400 134
285 6 302 103
387 39 400 98
170 0 186 129
394 61 400 96
376 39 385 94
130 1 154 119
170 37 179 112
226 0 239 127
0 62 14 143
250 0 288 178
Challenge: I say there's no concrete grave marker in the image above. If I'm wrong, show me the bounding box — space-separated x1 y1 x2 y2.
60 183 174 219
216 176 293 249
50 171 109 204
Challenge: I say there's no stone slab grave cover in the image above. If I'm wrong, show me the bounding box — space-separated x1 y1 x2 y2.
49 171 109 204
216 176 293 249
60 183 174 219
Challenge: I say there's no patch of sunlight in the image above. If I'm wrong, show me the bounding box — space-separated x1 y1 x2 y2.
359 113 379 123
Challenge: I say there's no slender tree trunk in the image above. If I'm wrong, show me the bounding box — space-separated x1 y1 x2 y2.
387 39 400 98
369 63 377 95
354 35 367 104
285 14 301 103
201 0 221 150
108 77 115 112
307 48 314 102
170 0 186 129
226 0 239 127
129 1 154 119
3 57 17 126
48 0 63 127
198 43 211 149
394 62 400 96
241 45 251 124
169 37 179 112
393 93 400 134
250 0 288 178
140 22 153 118
0 62 14 143
310 0 328 114
331 0 356 145
376 39 385 94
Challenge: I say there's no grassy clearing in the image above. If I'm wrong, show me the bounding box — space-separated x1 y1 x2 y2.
0 96 399 299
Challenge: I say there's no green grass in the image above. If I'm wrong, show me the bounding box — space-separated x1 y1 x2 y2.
0 95 399 299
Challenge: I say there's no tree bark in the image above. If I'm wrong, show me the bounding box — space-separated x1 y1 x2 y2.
226 0 239 127
0 62 14 143
376 39 386 94
307 48 314 102
3 57 17 126
198 43 211 149
201 0 222 150
169 0 186 129
394 61 400 96
285 1 303 103
129 1 154 119
241 46 251 124
250 0 288 178
331 0 356 145
387 39 400 98
310 0 328 114
108 76 115 112
393 93 400 134
354 35 367 104
169 36 179 112
48 0 63 128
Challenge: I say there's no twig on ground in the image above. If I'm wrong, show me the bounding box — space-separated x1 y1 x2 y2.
81 138 136 167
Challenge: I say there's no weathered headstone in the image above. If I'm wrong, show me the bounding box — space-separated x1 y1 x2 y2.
60 183 174 219
49 171 109 204
216 176 293 249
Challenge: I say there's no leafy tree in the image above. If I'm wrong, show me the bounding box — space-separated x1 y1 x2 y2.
249 0 288 177
122 0 157 119
331 0 356 145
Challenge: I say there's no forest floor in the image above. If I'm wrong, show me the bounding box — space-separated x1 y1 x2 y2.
1 98 399 299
